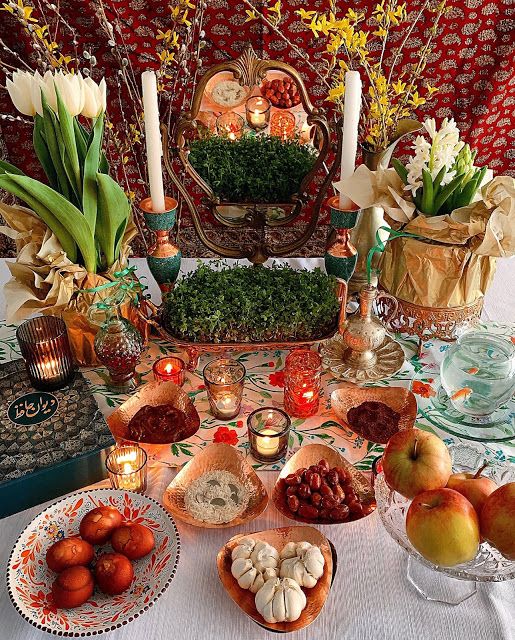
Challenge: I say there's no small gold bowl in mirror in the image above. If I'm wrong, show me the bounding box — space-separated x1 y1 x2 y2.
162 443 268 528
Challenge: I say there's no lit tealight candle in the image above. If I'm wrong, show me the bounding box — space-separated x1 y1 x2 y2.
256 428 280 458
246 96 271 130
214 392 240 419
153 356 185 386
106 445 147 494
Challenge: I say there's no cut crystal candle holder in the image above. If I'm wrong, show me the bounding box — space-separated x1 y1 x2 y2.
283 349 322 418
203 358 245 420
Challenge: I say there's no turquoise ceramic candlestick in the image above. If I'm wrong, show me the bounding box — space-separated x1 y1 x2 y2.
140 196 182 292
324 195 359 282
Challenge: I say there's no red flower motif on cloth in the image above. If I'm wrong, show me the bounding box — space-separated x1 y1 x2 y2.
267 362 275 367
236 420 244 428
412 380 436 398
213 426 239 445
269 370 285 387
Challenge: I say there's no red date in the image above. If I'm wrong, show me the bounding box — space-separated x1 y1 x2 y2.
285 473 301 486
333 484 346 503
320 483 333 497
286 485 298 497
297 483 311 500
318 458 330 471
311 492 322 508
330 505 350 521
287 495 300 512
321 495 339 510
326 470 339 486
309 473 321 491
298 504 319 520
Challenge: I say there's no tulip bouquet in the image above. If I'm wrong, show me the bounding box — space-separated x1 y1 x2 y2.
0 69 130 275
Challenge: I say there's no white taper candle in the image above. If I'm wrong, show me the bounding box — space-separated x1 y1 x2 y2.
339 71 362 210
141 70 166 213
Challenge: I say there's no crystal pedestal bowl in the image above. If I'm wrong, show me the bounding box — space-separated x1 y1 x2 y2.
375 443 515 604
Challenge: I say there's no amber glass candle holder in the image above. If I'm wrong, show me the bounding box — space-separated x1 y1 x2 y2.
270 110 296 140
153 356 185 386
16 316 75 391
106 445 147 493
245 96 271 131
216 112 244 140
284 350 322 418
203 358 246 420
248 407 290 463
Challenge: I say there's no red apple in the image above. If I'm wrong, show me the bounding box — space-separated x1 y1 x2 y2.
406 488 480 567
480 482 515 560
382 429 452 498
446 463 497 514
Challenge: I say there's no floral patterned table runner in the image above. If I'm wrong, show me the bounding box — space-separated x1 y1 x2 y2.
1 321 513 471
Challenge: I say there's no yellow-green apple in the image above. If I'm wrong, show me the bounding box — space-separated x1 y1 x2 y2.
480 482 515 560
406 488 480 567
446 463 497 514
382 429 452 498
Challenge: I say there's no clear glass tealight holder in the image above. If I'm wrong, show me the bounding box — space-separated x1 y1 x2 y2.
106 445 147 493
203 358 246 420
248 407 291 463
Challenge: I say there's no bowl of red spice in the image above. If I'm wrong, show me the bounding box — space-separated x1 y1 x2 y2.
331 383 417 444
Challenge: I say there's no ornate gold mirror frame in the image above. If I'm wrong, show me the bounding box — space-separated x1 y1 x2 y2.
162 46 336 264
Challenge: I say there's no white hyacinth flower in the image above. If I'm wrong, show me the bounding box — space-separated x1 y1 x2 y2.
81 75 106 118
6 70 37 116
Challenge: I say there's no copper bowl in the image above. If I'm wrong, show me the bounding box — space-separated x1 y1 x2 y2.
331 382 417 444
162 443 268 528
272 443 376 524
107 381 200 460
217 525 335 633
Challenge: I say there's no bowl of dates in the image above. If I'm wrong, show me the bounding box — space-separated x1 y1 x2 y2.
272 444 376 524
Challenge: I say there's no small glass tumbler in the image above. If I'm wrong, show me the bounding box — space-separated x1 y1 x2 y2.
216 112 244 140
106 445 147 493
245 96 271 131
248 407 290 463
270 110 296 140
153 356 185 386
203 358 246 420
16 316 75 391
284 349 322 418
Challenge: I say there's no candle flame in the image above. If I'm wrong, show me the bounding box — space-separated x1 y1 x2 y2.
165 363 173 374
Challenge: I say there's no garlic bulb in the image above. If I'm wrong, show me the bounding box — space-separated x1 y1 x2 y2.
231 538 279 593
279 541 325 588
255 577 307 623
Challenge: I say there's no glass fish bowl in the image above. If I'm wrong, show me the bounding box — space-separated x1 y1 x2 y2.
440 332 515 418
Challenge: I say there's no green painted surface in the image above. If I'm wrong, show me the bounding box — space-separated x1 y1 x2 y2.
324 252 357 282
147 252 182 286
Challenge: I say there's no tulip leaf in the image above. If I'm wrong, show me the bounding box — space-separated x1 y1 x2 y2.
55 88 82 199
41 95 71 202
33 114 58 190
54 116 81 209
0 159 25 176
96 172 129 267
73 118 88 168
6 174 96 272
82 112 104 231
0 174 77 262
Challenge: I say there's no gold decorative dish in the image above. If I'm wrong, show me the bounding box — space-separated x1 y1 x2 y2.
162 443 268 528
107 381 200 458
272 443 376 524
331 383 417 444
217 525 335 633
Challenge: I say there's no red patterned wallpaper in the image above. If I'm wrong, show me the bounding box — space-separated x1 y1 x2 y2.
0 1 513 258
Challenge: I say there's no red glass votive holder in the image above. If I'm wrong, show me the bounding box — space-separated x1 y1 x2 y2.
153 356 185 386
16 316 75 391
270 110 296 140
283 349 322 418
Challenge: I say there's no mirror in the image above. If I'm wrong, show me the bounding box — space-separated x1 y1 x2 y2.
163 46 337 264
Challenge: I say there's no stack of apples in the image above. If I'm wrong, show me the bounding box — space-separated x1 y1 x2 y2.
382 429 515 567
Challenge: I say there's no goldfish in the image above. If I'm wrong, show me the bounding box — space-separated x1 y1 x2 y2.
451 387 473 401
466 367 479 375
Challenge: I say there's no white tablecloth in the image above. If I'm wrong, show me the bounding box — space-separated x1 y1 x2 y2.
0 257 514 640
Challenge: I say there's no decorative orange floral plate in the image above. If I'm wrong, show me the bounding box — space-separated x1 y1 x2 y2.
6 489 180 636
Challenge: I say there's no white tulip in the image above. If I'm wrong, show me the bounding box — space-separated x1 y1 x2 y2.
6 70 37 116
53 71 85 116
35 70 58 113
81 75 106 118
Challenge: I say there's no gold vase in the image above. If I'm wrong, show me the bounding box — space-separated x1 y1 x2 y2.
348 119 422 294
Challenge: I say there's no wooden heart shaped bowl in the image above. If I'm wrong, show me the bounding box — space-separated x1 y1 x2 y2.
217 525 335 633
331 382 417 444
162 443 268 528
272 443 376 524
